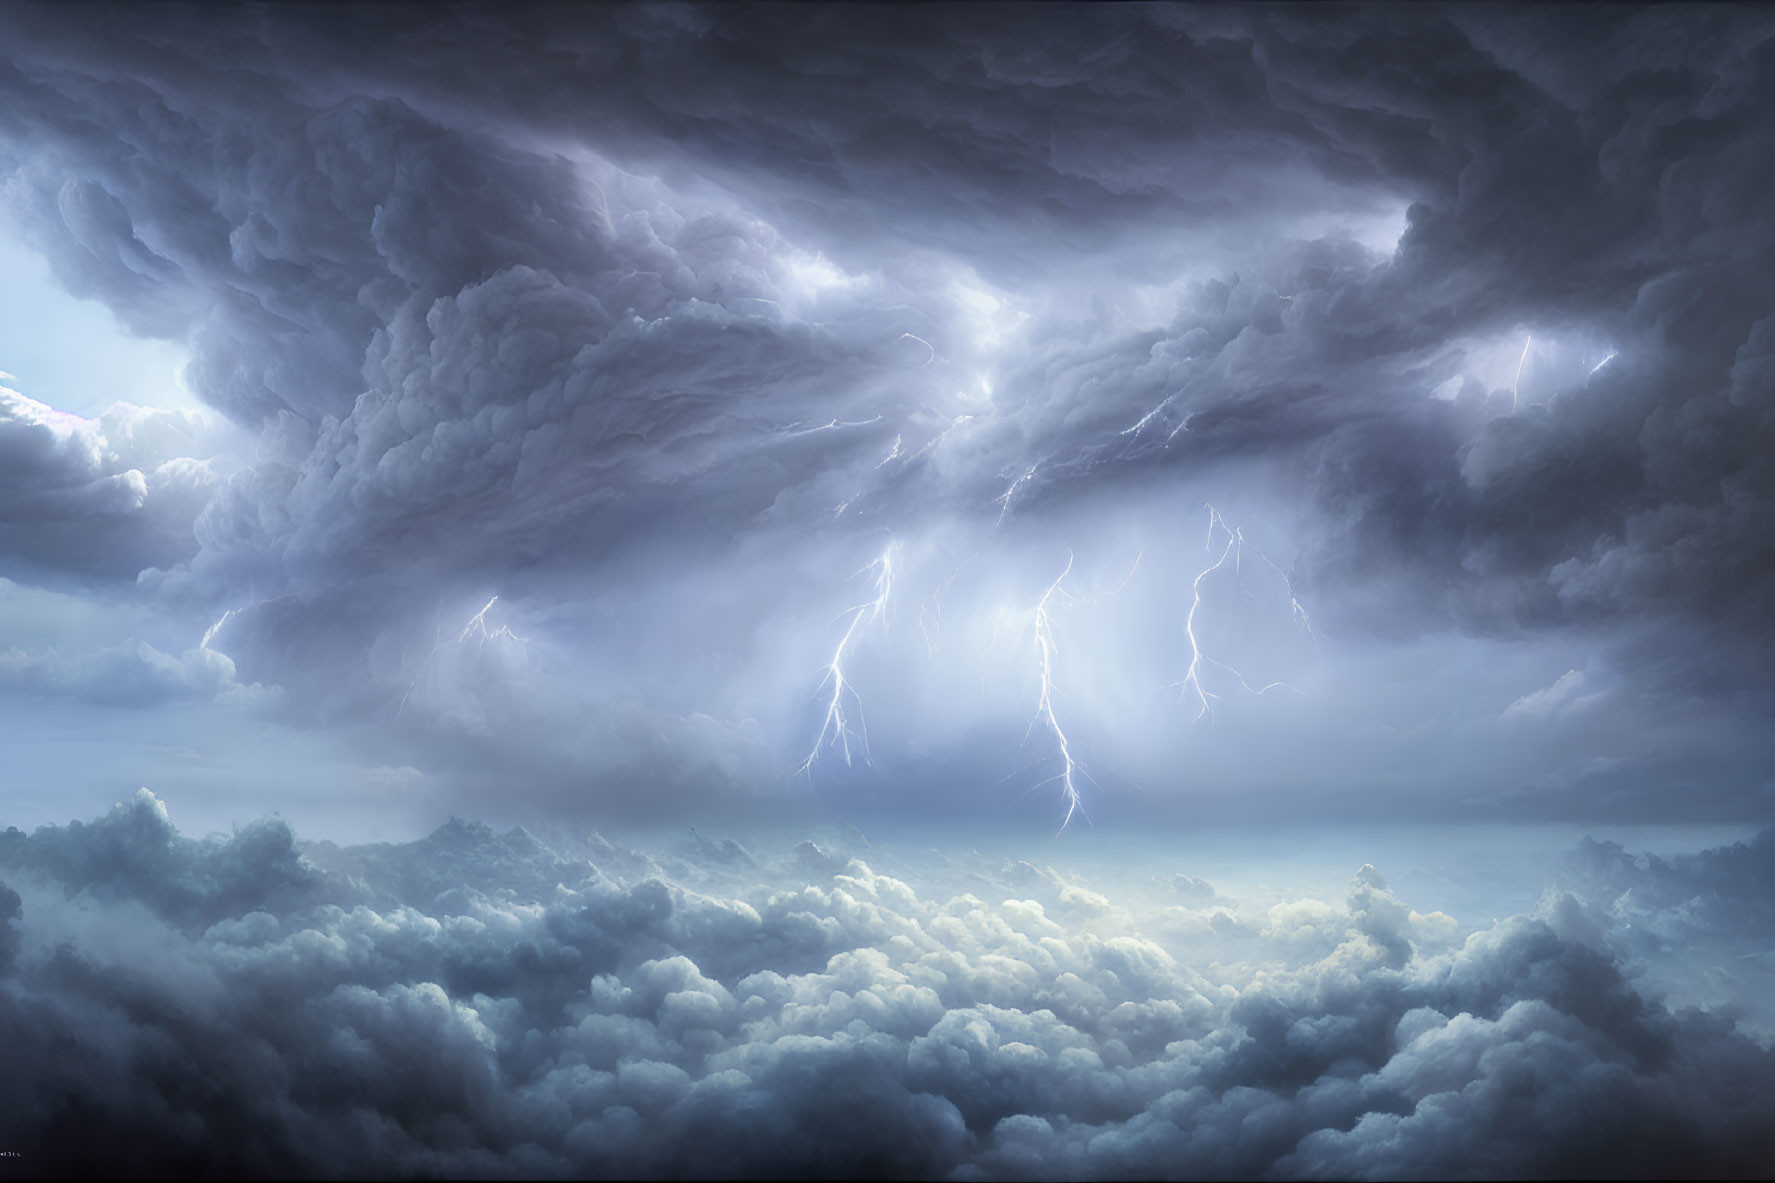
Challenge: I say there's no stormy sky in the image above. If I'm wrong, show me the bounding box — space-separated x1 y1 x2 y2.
2 3 1774 837
5 5 1775 1177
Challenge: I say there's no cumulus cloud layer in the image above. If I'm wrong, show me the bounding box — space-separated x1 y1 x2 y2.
1 793 1772 1178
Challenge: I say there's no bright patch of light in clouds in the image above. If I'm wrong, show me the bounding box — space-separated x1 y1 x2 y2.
0 227 195 416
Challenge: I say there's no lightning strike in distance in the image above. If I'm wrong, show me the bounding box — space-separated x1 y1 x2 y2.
1171 505 1312 722
1025 552 1090 832
798 542 898 775
995 463 1039 526
1511 334 1533 412
395 594 525 720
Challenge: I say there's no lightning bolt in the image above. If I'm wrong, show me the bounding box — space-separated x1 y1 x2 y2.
909 414 974 463
782 414 885 440
1011 549 1140 832
395 630 443 721
832 434 909 518
798 542 898 775
1247 545 1317 650
1589 351 1617 376
1170 505 1310 722
1123 395 1176 438
395 595 525 721
1122 395 1196 444
458 595 522 647
995 463 1039 527
200 607 243 651
1025 553 1090 831
1511 334 1533 413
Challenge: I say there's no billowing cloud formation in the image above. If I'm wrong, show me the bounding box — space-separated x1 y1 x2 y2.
1 793 1772 1178
0 386 230 585
0 5 1773 822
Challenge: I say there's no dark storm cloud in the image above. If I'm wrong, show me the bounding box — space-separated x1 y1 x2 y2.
2 794 1774 1178
0 22 942 614
1278 12 1775 651
173 4 1420 265
1 3 1773 812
